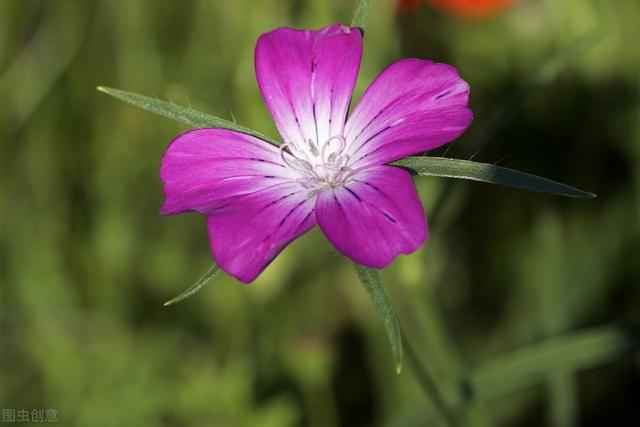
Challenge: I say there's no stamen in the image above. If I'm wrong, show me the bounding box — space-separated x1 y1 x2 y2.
321 135 346 162
281 135 357 196
342 164 369 181
280 143 312 174
307 138 320 156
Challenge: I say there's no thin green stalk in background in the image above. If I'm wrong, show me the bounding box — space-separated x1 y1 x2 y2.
390 325 640 426
404 338 462 427
469 27 606 151
395 285 492 427
353 265 462 427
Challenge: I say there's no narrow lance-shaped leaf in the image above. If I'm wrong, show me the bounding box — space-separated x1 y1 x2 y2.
164 264 221 306
435 325 640 409
394 157 596 198
406 326 640 424
471 325 640 400
353 264 403 373
97 86 280 147
97 89 596 198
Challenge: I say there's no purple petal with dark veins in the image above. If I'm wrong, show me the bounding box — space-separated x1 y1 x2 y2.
207 182 316 283
255 25 362 147
344 59 472 168
315 165 427 268
160 129 297 215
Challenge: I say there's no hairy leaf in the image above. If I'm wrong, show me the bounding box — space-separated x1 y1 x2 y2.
394 157 595 198
164 264 221 306
97 86 280 146
353 264 403 373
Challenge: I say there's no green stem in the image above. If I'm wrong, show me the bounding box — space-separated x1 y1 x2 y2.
353 264 461 426
392 271 493 426
405 338 461 427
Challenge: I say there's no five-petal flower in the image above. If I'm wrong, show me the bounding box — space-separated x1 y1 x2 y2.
160 24 472 283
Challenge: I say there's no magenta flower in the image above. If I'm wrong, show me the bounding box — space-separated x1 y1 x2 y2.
160 24 472 283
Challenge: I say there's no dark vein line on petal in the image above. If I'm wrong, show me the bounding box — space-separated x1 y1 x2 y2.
312 103 320 146
357 180 400 224
288 100 306 144
435 89 452 99
349 125 393 159
212 182 296 210
345 187 362 202
348 86 420 148
277 198 309 230
297 209 315 232
185 156 286 168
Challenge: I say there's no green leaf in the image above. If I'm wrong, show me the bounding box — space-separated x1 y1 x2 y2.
393 157 596 198
353 264 403 373
408 326 640 425
97 88 594 200
97 86 280 147
163 264 221 306
470 325 640 400
351 0 370 29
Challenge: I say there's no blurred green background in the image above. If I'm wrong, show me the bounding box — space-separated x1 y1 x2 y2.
1 0 638 426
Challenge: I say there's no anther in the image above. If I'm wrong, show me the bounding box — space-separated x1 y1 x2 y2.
280 134 355 196
308 139 319 156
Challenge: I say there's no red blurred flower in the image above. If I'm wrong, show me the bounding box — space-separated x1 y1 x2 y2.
428 0 515 18
399 0 516 18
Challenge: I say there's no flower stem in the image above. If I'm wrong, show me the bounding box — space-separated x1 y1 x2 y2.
353 264 463 426
404 337 462 427
393 272 492 426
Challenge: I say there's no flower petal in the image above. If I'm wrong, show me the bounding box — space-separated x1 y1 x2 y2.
160 129 296 215
344 59 472 168
207 182 316 283
315 165 427 268
255 24 362 148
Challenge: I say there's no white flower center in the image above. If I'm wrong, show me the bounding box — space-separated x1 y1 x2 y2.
280 136 354 196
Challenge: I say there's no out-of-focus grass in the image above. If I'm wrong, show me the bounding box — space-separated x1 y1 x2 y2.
1 0 638 426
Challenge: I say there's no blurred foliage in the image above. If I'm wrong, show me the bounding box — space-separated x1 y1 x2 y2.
0 0 638 426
